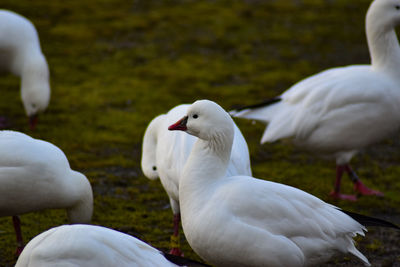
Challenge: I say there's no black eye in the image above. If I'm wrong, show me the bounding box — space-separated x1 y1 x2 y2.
396 5 400 10
152 166 157 171
193 114 198 119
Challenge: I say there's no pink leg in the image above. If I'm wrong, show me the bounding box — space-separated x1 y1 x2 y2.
12 216 24 256
344 165 384 197
329 165 357 201
169 213 184 256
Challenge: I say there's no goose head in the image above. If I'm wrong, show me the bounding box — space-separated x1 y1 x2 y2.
168 100 234 142
21 86 50 130
141 163 159 180
21 54 50 130
367 0 400 29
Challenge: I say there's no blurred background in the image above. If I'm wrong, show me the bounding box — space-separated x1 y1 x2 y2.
1 0 399 266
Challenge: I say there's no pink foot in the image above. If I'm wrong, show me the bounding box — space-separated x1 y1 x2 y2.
329 191 358 201
169 247 184 256
354 181 384 197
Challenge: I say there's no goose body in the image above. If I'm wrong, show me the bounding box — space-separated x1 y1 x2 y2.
141 104 251 254
0 10 50 127
231 0 400 200
0 130 93 252
170 100 371 267
15 224 200 267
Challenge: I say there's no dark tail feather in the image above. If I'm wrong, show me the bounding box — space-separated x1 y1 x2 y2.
231 96 281 112
342 210 400 229
162 252 211 267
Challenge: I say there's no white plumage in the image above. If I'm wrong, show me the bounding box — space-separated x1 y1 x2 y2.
15 224 181 267
0 130 93 252
141 104 251 254
169 100 370 267
231 0 400 200
0 10 50 127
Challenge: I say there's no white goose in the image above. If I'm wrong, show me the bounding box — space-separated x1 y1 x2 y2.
15 224 210 267
141 104 251 255
169 100 399 267
0 130 93 254
231 0 400 201
0 10 50 129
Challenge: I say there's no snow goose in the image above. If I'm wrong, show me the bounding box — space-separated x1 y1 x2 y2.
0 130 93 254
15 224 210 267
141 104 251 255
0 10 50 130
230 0 400 201
169 100 400 267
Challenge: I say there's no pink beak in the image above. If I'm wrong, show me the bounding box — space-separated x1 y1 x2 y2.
29 115 38 131
168 116 188 131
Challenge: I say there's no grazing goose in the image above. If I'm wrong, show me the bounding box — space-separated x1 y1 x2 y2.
0 10 50 130
169 100 399 267
0 130 93 254
141 104 251 255
230 0 400 201
15 224 210 267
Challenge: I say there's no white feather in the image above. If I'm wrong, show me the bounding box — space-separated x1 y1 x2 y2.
0 9 50 117
0 130 93 223
15 224 178 267
232 0 400 164
141 104 252 216
177 100 370 267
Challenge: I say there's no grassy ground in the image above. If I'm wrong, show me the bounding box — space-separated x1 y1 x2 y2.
1 0 400 266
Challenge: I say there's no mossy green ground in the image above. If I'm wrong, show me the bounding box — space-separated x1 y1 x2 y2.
1 0 400 266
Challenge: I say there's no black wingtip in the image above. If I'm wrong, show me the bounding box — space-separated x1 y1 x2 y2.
231 96 281 112
342 210 400 230
162 252 211 267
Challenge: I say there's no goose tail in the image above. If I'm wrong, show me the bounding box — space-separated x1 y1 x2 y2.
341 210 400 229
229 97 281 120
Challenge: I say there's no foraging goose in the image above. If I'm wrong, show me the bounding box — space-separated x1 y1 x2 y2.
230 0 400 201
0 130 93 254
15 224 210 267
169 100 399 267
141 104 251 255
0 10 50 129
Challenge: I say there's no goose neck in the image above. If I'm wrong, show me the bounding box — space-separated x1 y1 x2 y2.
366 10 400 74
180 132 233 189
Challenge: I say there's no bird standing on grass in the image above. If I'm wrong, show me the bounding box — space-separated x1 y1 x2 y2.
231 0 400 201
141 104 251 256
169 100 399 267
0 130 93 255
0 10 50 130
